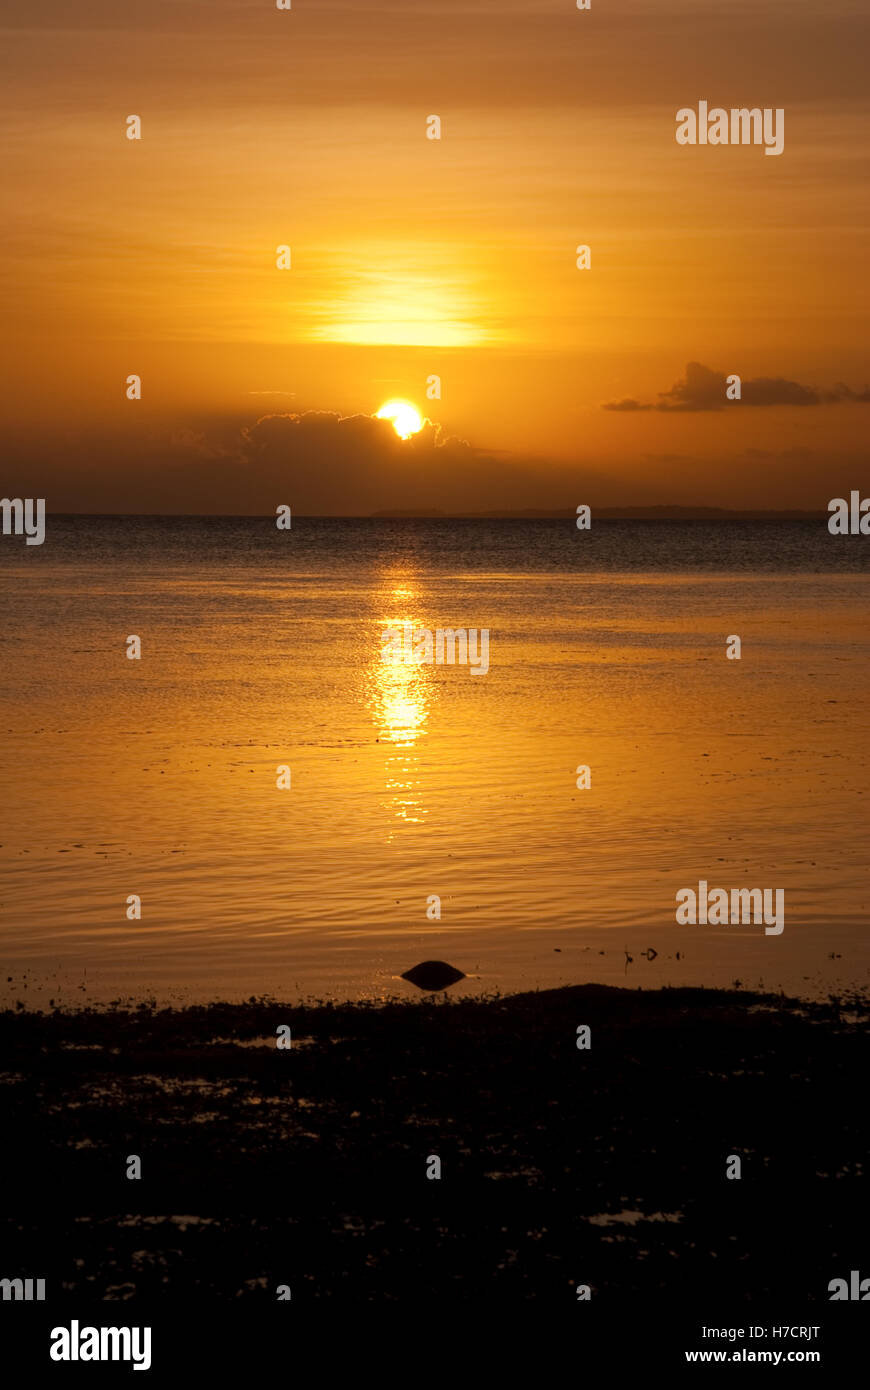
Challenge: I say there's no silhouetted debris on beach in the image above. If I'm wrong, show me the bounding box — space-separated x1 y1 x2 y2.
0 984 867 1301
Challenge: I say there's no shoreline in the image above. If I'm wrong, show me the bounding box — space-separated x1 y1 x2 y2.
2 982 867 1300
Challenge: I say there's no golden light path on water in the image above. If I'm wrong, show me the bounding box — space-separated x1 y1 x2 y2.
364 582 433 835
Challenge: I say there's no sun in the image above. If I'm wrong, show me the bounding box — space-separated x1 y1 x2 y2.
376 399 423 440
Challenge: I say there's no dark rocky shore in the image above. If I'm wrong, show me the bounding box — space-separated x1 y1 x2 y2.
1 984 867 1302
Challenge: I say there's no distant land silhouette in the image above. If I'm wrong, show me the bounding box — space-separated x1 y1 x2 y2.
368 506 828 521
46 508 829 521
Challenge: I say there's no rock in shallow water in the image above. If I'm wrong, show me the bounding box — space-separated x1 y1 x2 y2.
400 961 466 990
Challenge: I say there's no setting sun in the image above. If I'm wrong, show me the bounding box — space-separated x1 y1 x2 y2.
376 400 423 440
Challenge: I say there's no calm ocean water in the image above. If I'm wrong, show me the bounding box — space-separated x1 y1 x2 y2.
1 517 868 1005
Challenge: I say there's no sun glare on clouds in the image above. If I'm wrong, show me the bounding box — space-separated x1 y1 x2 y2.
376 400 423 440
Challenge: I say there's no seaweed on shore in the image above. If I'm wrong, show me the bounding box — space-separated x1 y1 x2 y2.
0 984 867 1301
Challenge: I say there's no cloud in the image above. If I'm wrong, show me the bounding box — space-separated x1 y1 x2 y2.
602 398 654 413
231 409 512 512
603 361 870 412
833 383 870 402
239 409 469 498
168 427 235 460
9 404 869 515
5 405 616 514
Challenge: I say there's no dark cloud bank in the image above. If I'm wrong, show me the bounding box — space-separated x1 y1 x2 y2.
8 403 870 515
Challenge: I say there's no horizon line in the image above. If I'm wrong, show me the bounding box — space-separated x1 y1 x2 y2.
39 506 829 522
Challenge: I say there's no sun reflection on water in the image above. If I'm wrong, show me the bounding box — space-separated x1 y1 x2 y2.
374 656 429 747
364 590 435 832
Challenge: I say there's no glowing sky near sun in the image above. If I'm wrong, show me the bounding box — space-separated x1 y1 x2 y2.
0 0 867 511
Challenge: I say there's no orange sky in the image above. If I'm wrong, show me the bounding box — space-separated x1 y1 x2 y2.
1 0 868 512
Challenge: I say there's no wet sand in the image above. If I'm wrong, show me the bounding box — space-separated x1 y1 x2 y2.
1 981 867 1302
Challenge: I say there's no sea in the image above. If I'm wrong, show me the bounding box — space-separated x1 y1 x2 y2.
1 516 867 1006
